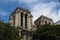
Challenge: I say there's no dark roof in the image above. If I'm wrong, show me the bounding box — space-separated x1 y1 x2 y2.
40 15 53 21
56 20 60 23
16 7 30 13
9 7 31 19
34 15 53 23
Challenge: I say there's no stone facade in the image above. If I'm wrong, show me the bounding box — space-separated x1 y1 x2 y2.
33 15 54 31
9 7 54 40
9 7 33 40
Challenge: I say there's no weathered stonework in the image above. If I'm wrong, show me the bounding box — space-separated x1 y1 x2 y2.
33 15 54 31
9 7 33 40
9 7 54 40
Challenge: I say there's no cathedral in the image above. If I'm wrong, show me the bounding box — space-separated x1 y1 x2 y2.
9 7 54 40
9 7 33 40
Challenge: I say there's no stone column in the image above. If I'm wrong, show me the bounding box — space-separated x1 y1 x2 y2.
27 14 32 31
28 35 31 40
23 13 25 29
30 16 33 31
18 13 21 27
23 34 26 40
15 13 19 27
27 14 29 30
9 16 14 26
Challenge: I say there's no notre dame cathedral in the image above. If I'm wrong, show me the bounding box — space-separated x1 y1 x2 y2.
9 7 33 40
9 7 53 40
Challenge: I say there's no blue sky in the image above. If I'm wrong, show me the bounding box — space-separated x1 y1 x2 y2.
0 0 60 23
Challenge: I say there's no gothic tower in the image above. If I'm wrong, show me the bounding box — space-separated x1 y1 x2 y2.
9 7 33 40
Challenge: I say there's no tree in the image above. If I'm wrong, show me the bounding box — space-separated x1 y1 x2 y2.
32 25 60 40
0 20 20 40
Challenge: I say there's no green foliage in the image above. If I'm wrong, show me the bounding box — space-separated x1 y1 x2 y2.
0 20 20 40
32 25 60 40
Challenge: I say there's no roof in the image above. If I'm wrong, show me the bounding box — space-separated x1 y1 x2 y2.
34 15 53 23
55 20 60 25
9 7 31 19
40 15 53 21
16 7 30 13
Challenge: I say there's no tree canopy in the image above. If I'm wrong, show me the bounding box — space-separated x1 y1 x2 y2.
32 25 60 40
0 20 20 40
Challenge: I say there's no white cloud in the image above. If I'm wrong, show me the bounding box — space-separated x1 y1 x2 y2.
5 0 60 23
58 10 60 15
6 0 38 5
30 1 59 22
0 11 8 16
6 0 18 2
19 0 58 5
19 0 39 8
19 0 38 4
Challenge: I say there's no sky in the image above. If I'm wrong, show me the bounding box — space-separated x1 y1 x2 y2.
0 0 60 23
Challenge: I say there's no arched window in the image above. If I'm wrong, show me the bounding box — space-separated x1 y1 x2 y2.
21 12 23 27
25 14 28 29
45 21 47 24
48 22 51 25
